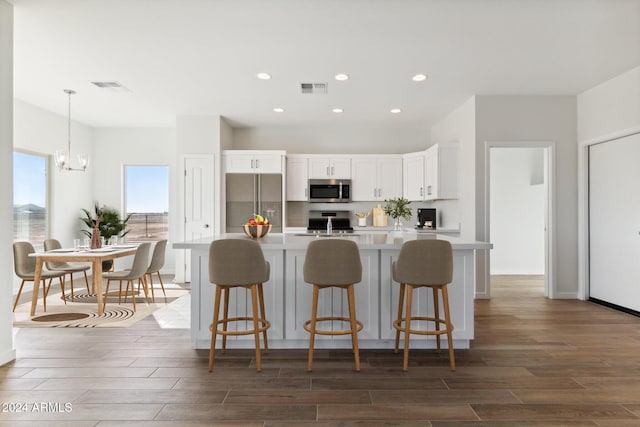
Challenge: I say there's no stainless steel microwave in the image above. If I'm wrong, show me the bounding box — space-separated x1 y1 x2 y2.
308 179 351 203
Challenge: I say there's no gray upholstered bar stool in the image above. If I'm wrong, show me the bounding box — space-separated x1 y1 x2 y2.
208 239 270 372
303 239 363 372
393 239 455 371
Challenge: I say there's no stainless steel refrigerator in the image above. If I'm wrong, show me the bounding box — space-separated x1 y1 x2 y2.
225 174 283 233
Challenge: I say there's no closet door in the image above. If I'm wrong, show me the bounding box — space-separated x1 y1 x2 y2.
589 132 640 311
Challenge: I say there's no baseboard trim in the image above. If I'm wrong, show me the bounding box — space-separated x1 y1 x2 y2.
590 297 640 317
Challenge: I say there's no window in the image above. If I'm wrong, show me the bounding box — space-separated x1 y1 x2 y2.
124 165 169 241
13 151 48 242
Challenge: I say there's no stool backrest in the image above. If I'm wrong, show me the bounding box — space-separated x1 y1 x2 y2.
209 239 269 285
393 239 453 285
303 239 362 285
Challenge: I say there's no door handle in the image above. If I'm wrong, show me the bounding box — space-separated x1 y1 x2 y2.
204 224 210 228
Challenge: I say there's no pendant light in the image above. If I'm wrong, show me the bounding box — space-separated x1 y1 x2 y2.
54 89 89 172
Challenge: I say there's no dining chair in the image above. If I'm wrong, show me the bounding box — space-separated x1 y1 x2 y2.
102 242 151 312
13 241 67 312
145 239 167 301
43 238 91 300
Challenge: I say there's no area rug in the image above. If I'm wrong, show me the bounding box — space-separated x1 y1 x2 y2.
12 284 189 328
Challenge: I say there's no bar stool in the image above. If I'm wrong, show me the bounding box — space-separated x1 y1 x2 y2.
303 239 363 372
392 239 455 371
208 239 270 373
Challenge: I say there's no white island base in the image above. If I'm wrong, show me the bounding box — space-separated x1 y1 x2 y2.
175 233 491 350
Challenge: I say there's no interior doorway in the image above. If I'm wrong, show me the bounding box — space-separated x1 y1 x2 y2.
486 143 554 298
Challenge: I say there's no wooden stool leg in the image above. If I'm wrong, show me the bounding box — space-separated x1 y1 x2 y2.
250 284 262 372
258 283 269 352
394 283 406 353
222 287 230 353
441 285 456 371
157 272 166 297
307 285 320 372
13 280 26 312
403 284 414 372
432 286 441 353
347 284 360 372
83 270 90 293
209 285 222 372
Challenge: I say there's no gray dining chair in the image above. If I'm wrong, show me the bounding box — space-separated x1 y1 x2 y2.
44 238 91 300
13 241 66 312
102 242 151 312
145 239 167 301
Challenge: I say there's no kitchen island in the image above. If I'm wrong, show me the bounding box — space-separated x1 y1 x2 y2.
174 232 491 349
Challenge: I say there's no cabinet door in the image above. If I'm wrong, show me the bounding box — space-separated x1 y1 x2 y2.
377 158 403 200
224 153 255 173
308 158 331 179
329 158 351 179
286 157 309 201
253 154 283 174
351 158 377 201
424 149 438 200
403 155 424 201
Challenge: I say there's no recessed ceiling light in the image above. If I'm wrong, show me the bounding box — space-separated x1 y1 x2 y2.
412 74 428 82
334 73 349 81
273 107 285 113
257 73 272 80
390 108 402 114
332 108 344 113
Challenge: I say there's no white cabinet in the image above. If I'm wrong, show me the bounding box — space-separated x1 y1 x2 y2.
403 152 425 201
308 157 351 179
223 150 285 174
351 156 403 201
286 156 309 201
402 144 458 201
424 143 458 200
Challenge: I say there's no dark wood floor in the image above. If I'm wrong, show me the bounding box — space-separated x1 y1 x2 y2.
3 275 640 426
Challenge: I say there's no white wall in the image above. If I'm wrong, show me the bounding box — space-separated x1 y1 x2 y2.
233 125 429 154
92 127 176 273
490 147 545 275
476 95 578 298
578 66 640 142
0 0 15 366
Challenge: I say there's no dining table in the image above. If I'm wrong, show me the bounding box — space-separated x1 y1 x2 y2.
29 244 139 316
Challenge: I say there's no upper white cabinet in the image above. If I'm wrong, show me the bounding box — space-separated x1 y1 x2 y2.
424 143 458 200
403 152 425 201
351 156 403 201
223 150 285 174
402 143 458 201
308 157 351 179
286 156 309 201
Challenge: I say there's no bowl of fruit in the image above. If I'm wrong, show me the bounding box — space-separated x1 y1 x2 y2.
243 214 272 238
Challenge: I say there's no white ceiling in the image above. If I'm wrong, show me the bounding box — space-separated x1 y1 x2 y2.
11 0 640 129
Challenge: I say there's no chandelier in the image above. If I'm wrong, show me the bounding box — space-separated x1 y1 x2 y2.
54 89 89 172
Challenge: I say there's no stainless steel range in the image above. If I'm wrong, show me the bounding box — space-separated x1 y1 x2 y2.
307 210 354 234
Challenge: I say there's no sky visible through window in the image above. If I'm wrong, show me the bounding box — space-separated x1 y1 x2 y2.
13 152 46 207
125 166 169 213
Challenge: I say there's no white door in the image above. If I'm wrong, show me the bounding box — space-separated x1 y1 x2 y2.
589 133 640 311
184 156 214 282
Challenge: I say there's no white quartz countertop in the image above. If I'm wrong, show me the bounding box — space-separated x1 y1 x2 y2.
174 232 492 251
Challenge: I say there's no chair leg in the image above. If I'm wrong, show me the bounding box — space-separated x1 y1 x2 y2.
69 272 75 301
402 284 414 372
250 284 262 372
209 285 222 372
59 276 67 305
432 286 441 353
258 283 269 353
138 277 150 304
441 285 456 372
43 278 52 312
156 271 166 297
307 284 320 372
222 287 230 353
103 280 112 311
129 280 136 311
147 273 155 302
83 270 90 294
12 280 26 312
347 284 361 372
394 283 406 353
118 280 123 304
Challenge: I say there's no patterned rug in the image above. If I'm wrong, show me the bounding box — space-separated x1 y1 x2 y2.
12 284 189 328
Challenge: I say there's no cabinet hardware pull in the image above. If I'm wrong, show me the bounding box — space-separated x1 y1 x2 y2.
326 166 330 176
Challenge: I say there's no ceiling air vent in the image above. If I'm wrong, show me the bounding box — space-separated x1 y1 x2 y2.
91 81 131 92
301 82 328 94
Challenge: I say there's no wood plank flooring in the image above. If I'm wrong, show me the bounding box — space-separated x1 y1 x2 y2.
3 275 640 426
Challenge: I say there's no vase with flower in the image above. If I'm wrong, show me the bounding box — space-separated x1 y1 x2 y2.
383 197 412 231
